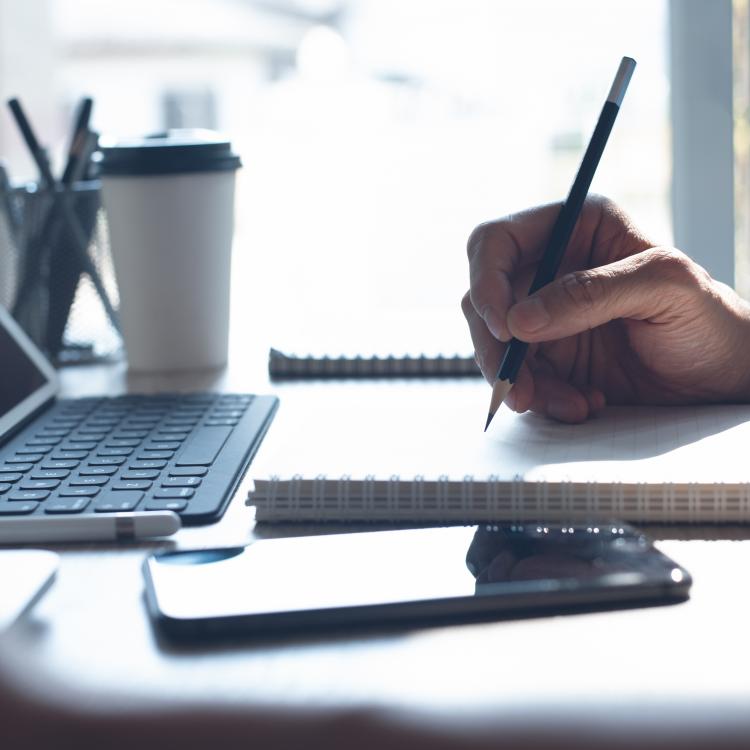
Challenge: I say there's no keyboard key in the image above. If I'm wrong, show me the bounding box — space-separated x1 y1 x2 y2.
183 394 213 403
153 487 194 500
176 426 232 466
144 499 188 512
51 418 82 427
26 437 62 446
20 480 60 491
86 419 119 427
143 442 180 452
17 445 53 454
7 454 43 463
210 410 244 419
60 396 100 407
96 407 127 416
95 492 142 512
50 411 83 422
153 432 188 442
120 420 158 429
31 469 70 480
69 476 110 486
158 426 193 434
68 434 103 443
130 460 167 471
78 427 108 436
39 428 72 437
80 465 118 476
172 409 205 417
0 501 37 515
114 429 150 437
59 486 100 497
0 483 10 494
169 466 208 477
88 457 126 466
96 411 127 420
105 439 141 448
136 451 173 461
162 476 201 488
112 481 152 491
59 442 97 452
45 497 90 514
51 451 88 461
0 472 22 483
121 470 160 481
97 447 134 457
42 461 79 470
9 491 50 502
0 464 31 473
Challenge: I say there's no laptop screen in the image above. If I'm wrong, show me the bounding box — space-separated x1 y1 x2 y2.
0 306 57 442
0 325 48 415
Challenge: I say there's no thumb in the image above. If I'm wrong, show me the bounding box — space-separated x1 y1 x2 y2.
506 248 689 342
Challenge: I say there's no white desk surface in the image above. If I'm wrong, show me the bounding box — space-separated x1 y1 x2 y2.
4 329 750 748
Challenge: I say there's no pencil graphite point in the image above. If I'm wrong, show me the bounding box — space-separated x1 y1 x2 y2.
484 379 513 432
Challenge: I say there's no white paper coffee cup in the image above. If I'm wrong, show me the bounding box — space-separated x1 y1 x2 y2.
99 130 241 372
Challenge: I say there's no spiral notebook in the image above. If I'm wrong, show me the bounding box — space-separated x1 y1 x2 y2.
248 389 750 523
267 309 480 380
268 348 481 380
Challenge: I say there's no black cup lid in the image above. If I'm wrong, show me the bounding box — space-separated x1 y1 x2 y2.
98 129 241 176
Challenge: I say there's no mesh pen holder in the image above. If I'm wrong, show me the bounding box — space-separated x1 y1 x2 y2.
0 180 122 364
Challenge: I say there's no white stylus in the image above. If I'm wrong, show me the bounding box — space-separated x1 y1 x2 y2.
0 511 181 544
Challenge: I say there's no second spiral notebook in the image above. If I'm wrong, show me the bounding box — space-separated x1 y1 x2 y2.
268 348 480 379
267 309 480 380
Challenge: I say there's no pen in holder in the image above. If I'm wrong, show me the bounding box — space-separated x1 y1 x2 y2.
0 180 122 363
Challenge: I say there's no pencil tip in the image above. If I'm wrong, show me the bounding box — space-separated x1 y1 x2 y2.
484 412 495 432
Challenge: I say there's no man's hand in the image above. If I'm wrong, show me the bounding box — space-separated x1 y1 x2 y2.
462 197 750 423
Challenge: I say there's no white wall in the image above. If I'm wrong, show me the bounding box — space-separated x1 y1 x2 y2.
0 0 59 182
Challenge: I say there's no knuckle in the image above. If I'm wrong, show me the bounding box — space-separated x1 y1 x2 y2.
648 247 710 289
466 221 495 259
460 291 474 317
587 193 615 214
467 219 517 264
559 270 605 312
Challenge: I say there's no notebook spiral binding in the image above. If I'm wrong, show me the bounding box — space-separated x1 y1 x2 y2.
250 474 750 523
268 348 482 380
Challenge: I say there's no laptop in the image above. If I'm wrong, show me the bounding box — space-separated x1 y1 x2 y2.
0 304 278 525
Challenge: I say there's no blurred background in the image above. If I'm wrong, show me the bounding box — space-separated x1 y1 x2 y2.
0 0 743 356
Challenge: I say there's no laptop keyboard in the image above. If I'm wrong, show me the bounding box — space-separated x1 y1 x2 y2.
0 393 278 525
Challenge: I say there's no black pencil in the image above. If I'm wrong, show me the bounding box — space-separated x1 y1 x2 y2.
6 97 56 189
484 56 636 432
61 97 93 185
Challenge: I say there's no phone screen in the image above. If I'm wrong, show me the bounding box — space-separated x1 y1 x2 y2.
144 524 690 637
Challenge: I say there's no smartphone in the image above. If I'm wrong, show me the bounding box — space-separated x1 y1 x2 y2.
143 523 691 639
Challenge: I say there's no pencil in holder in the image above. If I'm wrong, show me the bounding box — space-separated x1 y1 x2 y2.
0 180 122 363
